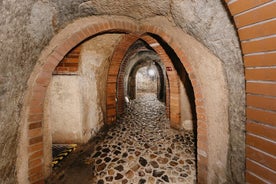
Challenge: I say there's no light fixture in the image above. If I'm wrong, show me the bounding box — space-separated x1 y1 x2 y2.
147 61 155 76
148 68 155 76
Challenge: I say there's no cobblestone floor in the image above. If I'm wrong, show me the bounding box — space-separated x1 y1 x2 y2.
47 93 196 184
88 93 196 184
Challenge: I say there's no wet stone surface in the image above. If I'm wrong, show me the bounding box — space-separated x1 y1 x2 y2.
91 93 196 183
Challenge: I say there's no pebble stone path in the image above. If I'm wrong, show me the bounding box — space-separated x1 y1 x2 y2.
88 93 196 184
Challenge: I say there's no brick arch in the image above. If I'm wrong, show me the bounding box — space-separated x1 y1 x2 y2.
139 32 208 182
18 17 140 184
106 34 180 128
224 1 276 183
106 33 142 123
117 50 165 115
139 35 183 129
117 50 167 113
106 34 181 128
124 50 163 101
18 16 225 183
126 59 166 101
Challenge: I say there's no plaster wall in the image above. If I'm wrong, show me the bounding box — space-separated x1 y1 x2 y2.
79 34 123 139
180 82 193 130
45 76 83 143
44 34 122 144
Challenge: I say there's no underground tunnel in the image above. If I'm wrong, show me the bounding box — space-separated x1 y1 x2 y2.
3 1 274 184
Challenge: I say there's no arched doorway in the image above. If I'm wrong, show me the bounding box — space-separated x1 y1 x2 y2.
17 16 230 184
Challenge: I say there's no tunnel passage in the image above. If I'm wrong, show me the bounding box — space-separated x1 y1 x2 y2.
133 64 160 97
119 39 167 103
45 34 198 182
47 93 196 183
19 16 231 184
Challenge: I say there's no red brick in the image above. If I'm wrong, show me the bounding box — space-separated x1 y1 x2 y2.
246 159 276 182
246 134 276 155
246 121 276 141
239 20 276 40
245 68 276 81
234 3 276 28
197 113 207 121
198 139 208 151
247 107 276 126
31 180 45 184
247 94 276 111
29 105 43 115
246 146 276 170
29 136 43 145
29 150 44 161
29 172 44 184
246 171 267 184
29 158 42 169
198 154 208 166
43 56 59 72
29 122 42 130
29 163 43 174
28 143 43 153
244 52 276 67
28 114 43 123
242 37 276 54
36 71 52 87
197 120 207 131
196 107 205 114
194 90 203 99
31 88 46 102
246 82 276 96
195 99 204 106
229 0 272 15
28 128 42 138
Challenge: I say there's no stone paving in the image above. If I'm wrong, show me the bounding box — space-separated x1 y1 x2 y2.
87 93 196 184
47 93 196 184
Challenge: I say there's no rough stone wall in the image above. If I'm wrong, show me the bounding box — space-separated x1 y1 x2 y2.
0 1 54 183
0 1 92 182
0 1 243 183
79 0 170 20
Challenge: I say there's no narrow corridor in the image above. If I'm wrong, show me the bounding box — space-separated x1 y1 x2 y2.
48 93 196 184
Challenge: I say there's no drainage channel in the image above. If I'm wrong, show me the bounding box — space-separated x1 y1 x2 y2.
52 144 77 167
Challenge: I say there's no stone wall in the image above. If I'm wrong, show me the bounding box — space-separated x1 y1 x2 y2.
0 1 54 183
